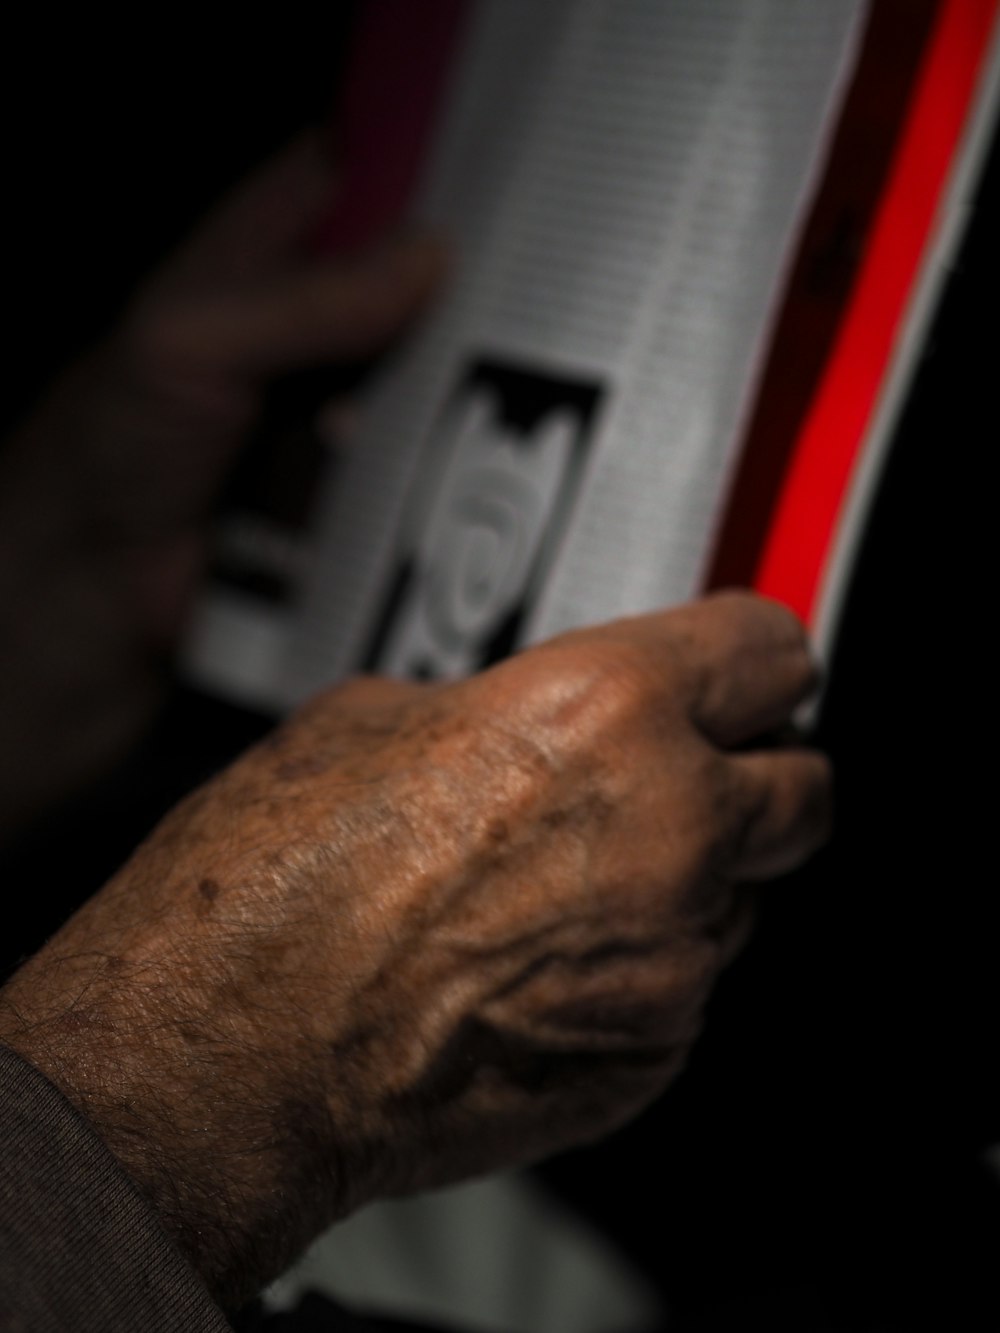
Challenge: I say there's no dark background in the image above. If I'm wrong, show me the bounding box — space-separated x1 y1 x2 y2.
1 8 997 1331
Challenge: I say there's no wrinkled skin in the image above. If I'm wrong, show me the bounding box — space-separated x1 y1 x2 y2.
0 591 830 1310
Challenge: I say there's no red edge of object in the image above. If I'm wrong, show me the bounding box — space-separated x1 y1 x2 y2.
752 0 999 624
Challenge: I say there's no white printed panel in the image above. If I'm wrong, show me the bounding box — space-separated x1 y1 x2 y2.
365 359 603 679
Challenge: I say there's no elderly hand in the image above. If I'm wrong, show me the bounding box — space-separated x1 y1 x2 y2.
0 592 830 1310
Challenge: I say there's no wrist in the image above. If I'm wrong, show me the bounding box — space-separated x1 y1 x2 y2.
0 930 335 1312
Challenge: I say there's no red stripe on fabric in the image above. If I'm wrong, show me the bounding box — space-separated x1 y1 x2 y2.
753 0 998 622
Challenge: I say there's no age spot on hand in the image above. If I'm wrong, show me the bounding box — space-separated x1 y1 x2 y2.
198 878 220 904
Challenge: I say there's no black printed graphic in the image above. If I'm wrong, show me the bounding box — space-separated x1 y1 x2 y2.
365 359 603 678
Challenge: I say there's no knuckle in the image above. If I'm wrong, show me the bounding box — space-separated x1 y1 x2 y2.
581 651 654 728
525 639 672 744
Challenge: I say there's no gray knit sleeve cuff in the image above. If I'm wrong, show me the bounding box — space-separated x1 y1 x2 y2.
0 1043 233 1332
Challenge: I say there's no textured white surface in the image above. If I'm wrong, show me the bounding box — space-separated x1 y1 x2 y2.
264 1172 662 1333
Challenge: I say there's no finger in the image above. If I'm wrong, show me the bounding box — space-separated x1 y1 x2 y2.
672 591 820 747
176 232 448 376
159 131 339 288
720 746 833 880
